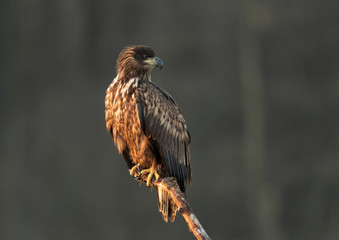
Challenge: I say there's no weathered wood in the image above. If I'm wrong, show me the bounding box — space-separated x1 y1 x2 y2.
136 176 211 240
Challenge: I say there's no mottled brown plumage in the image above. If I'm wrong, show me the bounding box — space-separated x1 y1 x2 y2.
105 45 191 222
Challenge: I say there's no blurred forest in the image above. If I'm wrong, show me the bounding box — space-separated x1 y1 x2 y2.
1 0 339 240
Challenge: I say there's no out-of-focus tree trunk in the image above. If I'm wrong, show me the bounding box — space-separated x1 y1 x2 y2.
238 2 283 240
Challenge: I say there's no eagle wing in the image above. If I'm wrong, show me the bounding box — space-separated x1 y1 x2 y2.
136 81 191 192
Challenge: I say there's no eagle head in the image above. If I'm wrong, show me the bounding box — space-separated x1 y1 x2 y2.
117 45 163 80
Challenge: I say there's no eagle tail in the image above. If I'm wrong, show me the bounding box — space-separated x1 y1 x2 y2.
156 186 178 222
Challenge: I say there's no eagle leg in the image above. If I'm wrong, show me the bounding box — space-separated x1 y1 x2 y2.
140 162 160 187
129 164 140 177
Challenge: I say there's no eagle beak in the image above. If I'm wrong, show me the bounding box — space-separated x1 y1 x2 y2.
154 57 163 70
144 57 163 70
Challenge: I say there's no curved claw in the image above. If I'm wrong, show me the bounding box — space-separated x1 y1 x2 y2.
140 163 160 187
129 164 140 177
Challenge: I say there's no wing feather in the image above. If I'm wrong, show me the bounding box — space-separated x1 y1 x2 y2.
136 81 191 192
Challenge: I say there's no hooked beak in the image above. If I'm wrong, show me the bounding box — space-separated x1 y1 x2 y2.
144 56 163 70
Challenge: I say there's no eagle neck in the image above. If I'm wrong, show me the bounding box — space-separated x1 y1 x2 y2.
119 72 152 84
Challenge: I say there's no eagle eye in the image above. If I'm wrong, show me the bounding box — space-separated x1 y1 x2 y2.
142 54 148 60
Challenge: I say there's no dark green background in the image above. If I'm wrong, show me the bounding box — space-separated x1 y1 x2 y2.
1 1 339 240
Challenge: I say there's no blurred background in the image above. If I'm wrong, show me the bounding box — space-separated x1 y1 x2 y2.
1 0 339 240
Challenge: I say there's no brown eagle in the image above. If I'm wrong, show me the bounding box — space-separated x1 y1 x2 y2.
105 45 191 222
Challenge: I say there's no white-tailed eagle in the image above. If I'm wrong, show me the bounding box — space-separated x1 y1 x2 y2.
105 45 191 222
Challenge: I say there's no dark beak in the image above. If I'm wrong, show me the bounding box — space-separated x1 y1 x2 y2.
154 56 163 70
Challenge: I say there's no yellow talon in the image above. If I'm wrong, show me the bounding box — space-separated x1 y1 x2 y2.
140 163 160 187
129 164 140 177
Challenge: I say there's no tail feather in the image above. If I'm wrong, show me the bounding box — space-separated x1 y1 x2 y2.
156 186 179 222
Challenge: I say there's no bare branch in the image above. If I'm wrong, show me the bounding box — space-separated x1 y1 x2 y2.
136 176 211 240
